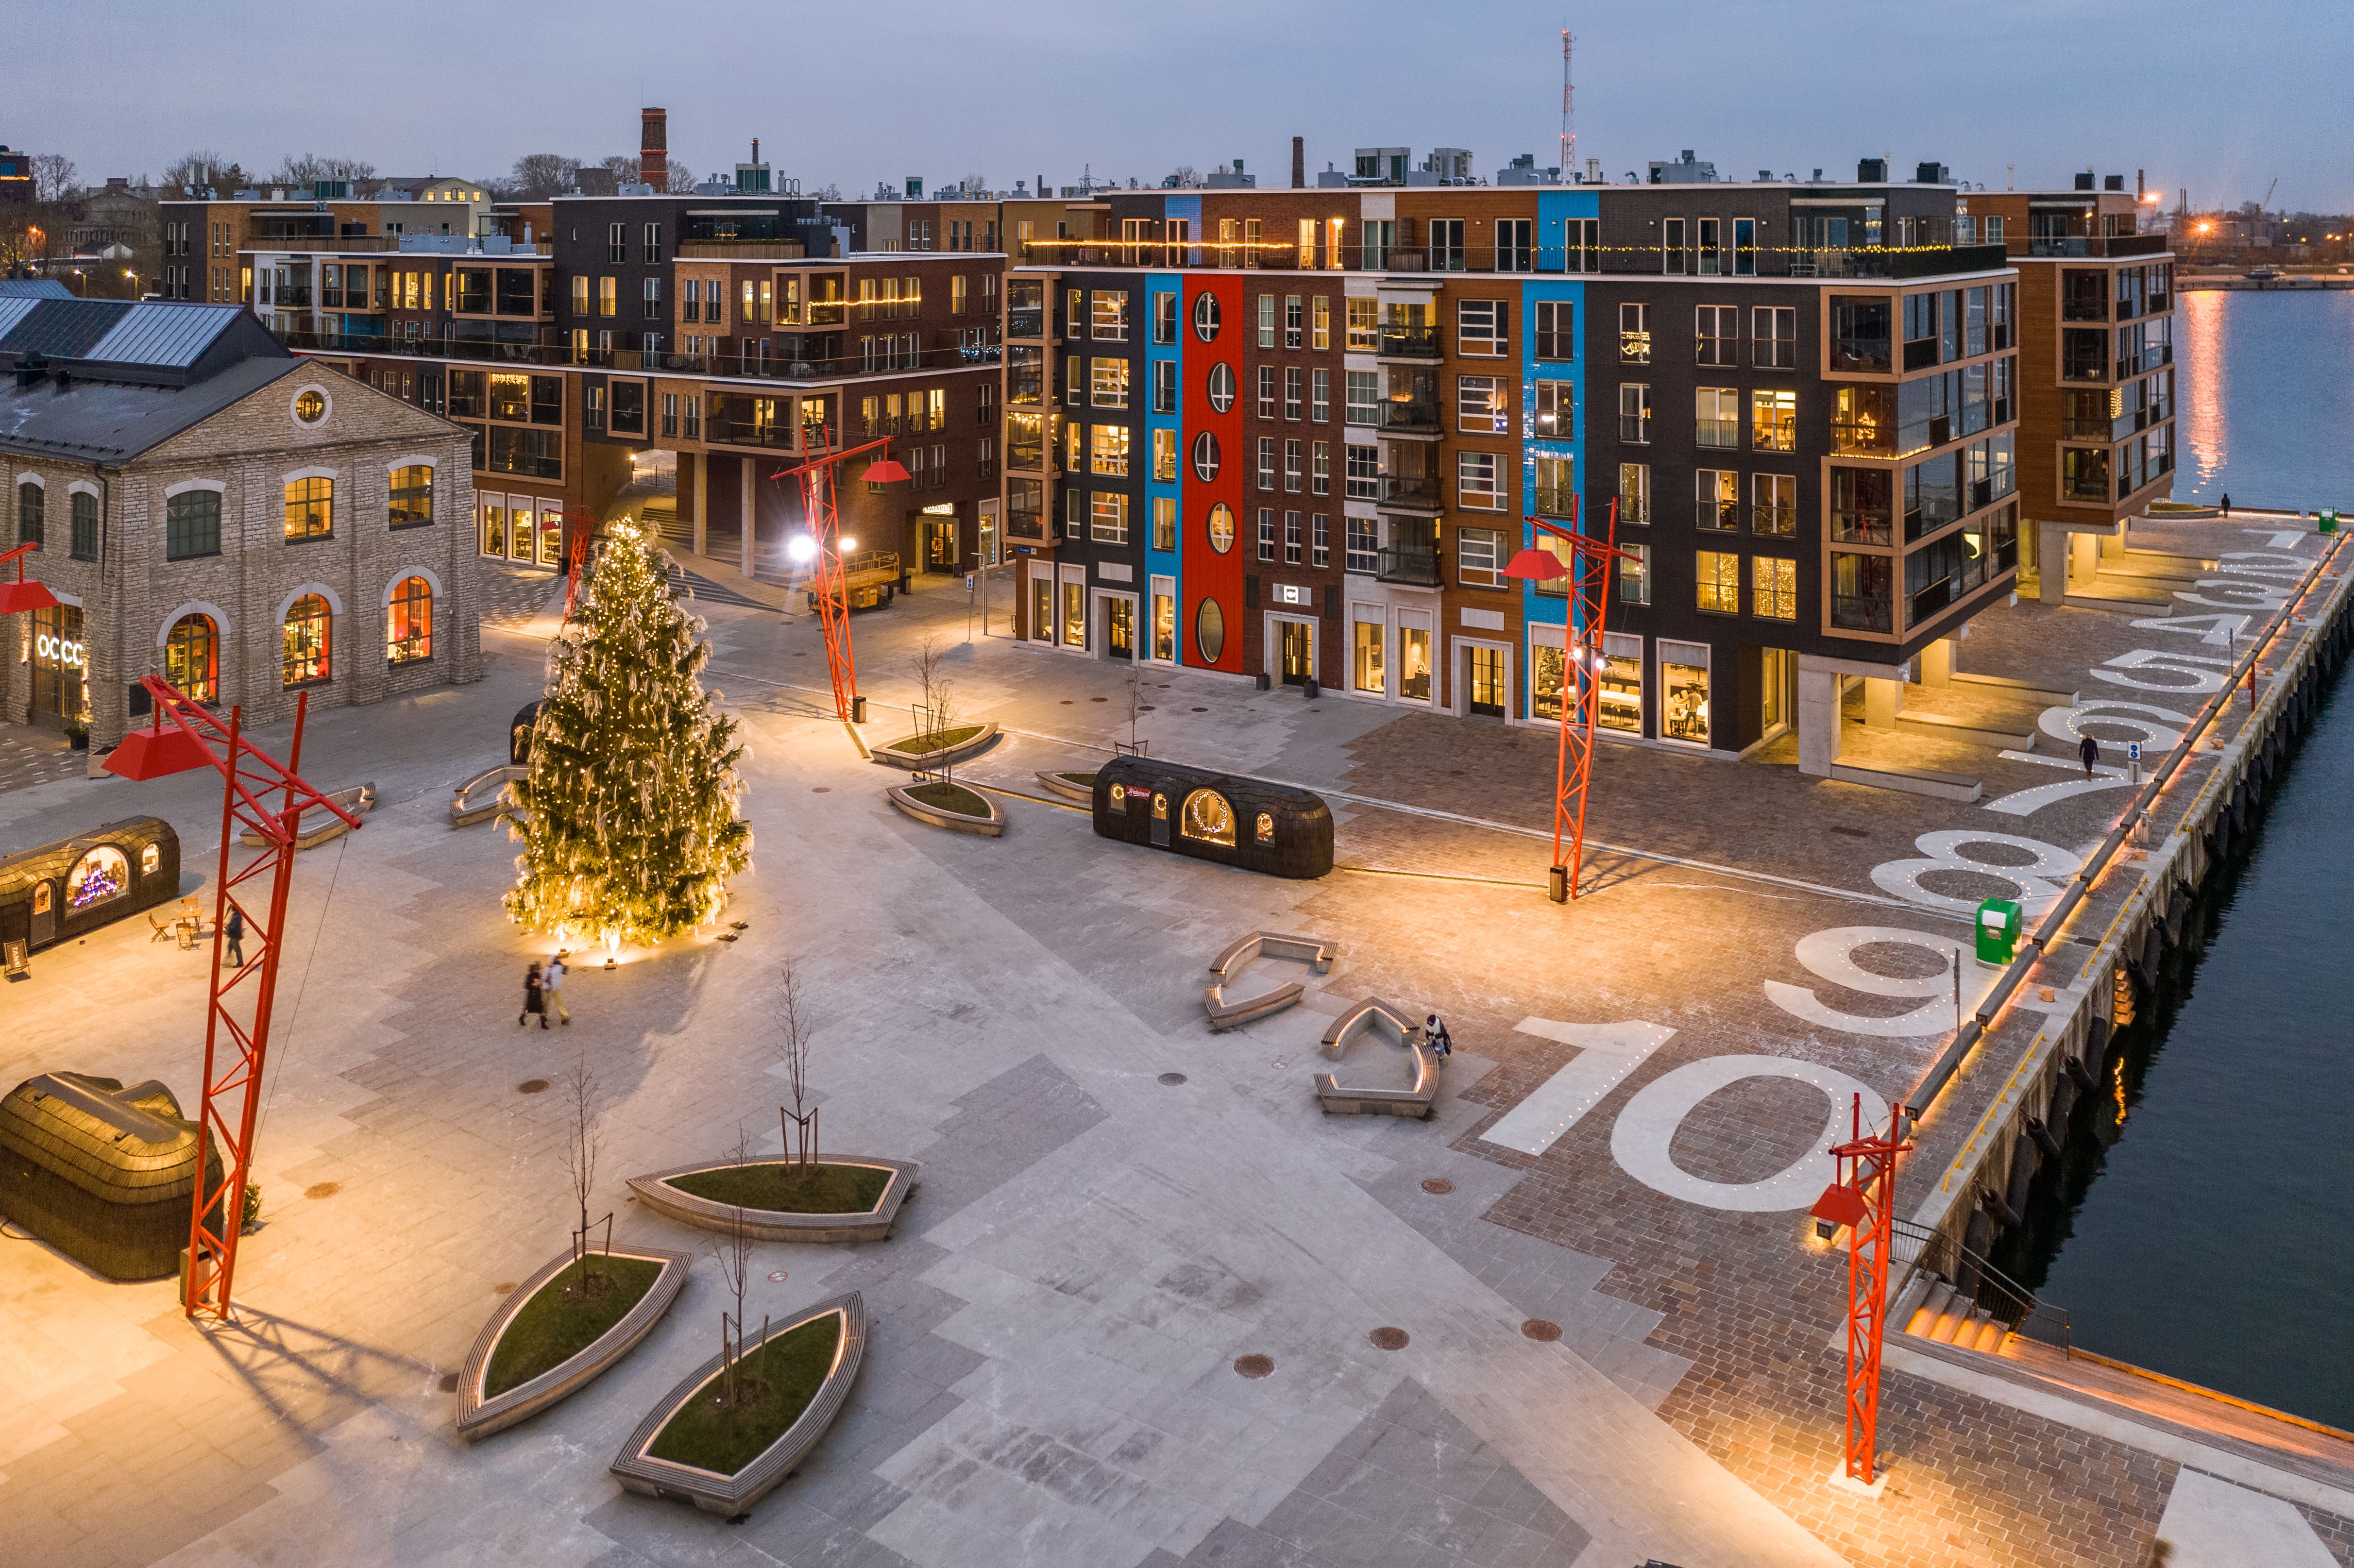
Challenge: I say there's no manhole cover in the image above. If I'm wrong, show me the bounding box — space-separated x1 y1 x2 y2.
1368 1327 1410 1351
437 1371 460 1393
1060 699 1074 705
1089 696 1108 703
1191 706 1208 712
1233 1354 1275 1379
493 1282 517 1295
812 786 831 793
304 1181 341 1200
1522 1319 1563 1343
1158 1072 1187 1086
768 1270 790 1282
1420 1178 1454 1195
517 1079 549 1095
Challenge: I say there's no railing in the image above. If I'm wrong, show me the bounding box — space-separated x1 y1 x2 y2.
1380 399 1441 435
674 240 809 261
1375 324 1441 358
2026 232 2170 259
1006 306 1046 339
1377 545 1441 586
1831 592 1893 633
1378 474 1443 510
1014 241 2018 280
1830 512 1892 546
1893 1218 2072 1353
277 329 999 382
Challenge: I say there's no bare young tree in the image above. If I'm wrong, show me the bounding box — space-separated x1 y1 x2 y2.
30 154 79 204
711 1127 763 1407
775 960 818 1177
271 153 375 188
560 1056 609 1294
162 150 244 195
1123 666 1146 754
909 634 961 784
598 154 639 183
510 153 582 199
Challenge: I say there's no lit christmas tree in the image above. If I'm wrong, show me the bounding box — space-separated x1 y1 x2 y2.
505 523 753 948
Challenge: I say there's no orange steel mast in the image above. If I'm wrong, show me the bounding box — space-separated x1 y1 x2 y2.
1822 1096 1913 1487
773 429 908 721
1504 498 1637 902
105 677 364 1319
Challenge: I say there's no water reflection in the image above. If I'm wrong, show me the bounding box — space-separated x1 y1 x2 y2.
2172 289 2354 508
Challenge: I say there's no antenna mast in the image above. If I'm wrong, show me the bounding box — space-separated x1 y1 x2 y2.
1559 30 1575 177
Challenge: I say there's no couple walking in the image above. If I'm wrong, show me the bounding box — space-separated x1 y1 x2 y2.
519 951 573 1028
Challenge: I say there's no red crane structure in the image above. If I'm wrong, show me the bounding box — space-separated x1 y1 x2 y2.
0 539 61 614
1501 499 1638 902
105 677 364 1320
771 430 909 722
1811 1096 1914 1489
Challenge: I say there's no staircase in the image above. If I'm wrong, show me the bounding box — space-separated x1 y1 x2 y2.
1891 1218 2071 1359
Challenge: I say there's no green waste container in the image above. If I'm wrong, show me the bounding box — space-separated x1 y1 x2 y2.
2320 509 2338 535
1975 898 2023 964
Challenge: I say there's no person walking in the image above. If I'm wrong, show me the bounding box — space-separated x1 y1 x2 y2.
520 961 547 1028
2079 732 2101 778
223 905 244 967
1423 1012 1454 1063
544 951 570 1026
2220 492 2233 517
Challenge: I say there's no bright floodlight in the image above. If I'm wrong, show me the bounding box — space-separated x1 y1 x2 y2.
787 535 817 563
838 536 857 553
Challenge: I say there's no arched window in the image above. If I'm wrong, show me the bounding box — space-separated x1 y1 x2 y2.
1179 789 1236 846
69 490 97 560
282 594 331 686
389 465 434 526
387 576 433 664
166 614 218 703
165 489 221 559
66 846 130 910
16 480 42 545
284 476 334 540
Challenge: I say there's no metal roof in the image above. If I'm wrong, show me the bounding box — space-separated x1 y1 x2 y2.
0 355 303 462
83 303 244 369
0 297 40 340
0 279 75 300
0 299 125 360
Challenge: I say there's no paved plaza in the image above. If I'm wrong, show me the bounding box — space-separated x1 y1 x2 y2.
2 517 2351 1568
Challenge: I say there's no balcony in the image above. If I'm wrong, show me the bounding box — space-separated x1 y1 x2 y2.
1006 306 1046 340
674 239 809 261
1375 324 1441 359
2027 232 2171 259
1377 474 1443 512
1377 544 1441 586
1532 484 1575 520
1788 243 2012 280
273 286 314 308
702 415 798 450
1379 398 1442 437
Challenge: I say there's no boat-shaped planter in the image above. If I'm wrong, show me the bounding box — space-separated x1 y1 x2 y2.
455 1243 694 1442
870 720 999 771
627 1156 919 1244
1034 770 1096 805
610 1290 867 1518
886 782 1004 836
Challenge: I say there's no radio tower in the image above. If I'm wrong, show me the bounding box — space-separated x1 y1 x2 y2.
1559 29 1575 178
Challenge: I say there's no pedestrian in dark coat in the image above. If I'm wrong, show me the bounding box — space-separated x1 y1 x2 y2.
520 962 547 1028
2220 492 2233 517
224 906 244 967
2079 733 2101 778
1423 1013 1454 1062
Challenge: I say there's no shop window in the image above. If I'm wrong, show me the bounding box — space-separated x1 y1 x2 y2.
166 613 218 704
1660 641 1710 745
166 489 221 559
388 576 433 664
390 465 434 527
282 594 331 687
1180 789 1236 845
284 476 333 540
1599 633 1643 732
1152 586 1175 660
67 846 130 910
1062 578 1086 646
1353 618 1386 694
1530 640 1566 723
1398 616 1431 701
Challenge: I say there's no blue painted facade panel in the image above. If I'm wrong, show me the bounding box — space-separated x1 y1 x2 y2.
1144 270 1184 659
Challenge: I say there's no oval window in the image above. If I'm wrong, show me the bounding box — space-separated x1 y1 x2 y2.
1180 790 1236 846
1191 431 1221 482
1255 812 1275 844
1196 596 1226 663
293 388 327 424
66 846 130 910
1192 292 1221 342
1206 503 1235 554
1206 363 1236 414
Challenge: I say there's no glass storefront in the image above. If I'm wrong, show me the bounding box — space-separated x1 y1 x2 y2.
1398 613 1431 702
1061 578 1086 647
1151 583 1175 661
1598 633 1643 733
1660 640 1710 746
1353 618 1386 694
30 604 87 729
1029 573 1053 642
1531 639 1565 722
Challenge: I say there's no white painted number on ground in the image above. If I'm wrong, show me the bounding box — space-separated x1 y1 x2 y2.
2038 700 2191 754
1869 829 2080 916
1763 927 1982 1037
1610 1056 1889 1212
2088 648 2234 695
1479 1019 1676 1157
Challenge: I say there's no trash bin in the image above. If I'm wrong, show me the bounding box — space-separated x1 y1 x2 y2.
1975 897 2023 965
2320 509 2338 535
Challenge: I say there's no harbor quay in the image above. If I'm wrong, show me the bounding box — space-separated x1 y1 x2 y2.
0 510 2348 1568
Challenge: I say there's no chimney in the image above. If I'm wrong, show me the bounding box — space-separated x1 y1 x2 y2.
640 107 669 192
1291 136 1304 189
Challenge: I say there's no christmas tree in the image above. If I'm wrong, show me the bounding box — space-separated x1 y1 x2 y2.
505 523 753 947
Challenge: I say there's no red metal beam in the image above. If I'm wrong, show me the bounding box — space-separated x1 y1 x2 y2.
1518 501 1639 902
773 430 903 722
1829 1097 1913 1487
109 677 362 1321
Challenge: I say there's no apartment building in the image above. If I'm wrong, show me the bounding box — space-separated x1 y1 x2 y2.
160 185 496 305
998 159 2144 777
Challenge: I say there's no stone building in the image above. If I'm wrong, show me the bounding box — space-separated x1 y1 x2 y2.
0 297 481 754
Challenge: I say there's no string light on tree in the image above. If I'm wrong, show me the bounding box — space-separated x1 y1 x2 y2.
505 520 753 950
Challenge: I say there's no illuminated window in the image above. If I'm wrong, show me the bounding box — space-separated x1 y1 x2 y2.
1345 298 1378 351
1180 789 1236 845
388 576 433 663
284 476 333 540
282 593 331 686
166 614 218 704
1090 358 1129 408
1090 491 1129 544
293 388 327 424
1696 470 1739 532
1090 424 1129 475
1196 596 1225 661
1255 811 1275 844
1751 389 1797 451
67 846 130 910
1753 556 1797 620
389 465 434 526
1205 502 1236 554
1696 550 1740 614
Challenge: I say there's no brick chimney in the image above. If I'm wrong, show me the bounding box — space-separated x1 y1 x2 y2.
1291 136 1304 189
640 107 669 193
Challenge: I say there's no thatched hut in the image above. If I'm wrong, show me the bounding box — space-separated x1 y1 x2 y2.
1092 758 1333 879
0 817 180 959
0 1074 222 1280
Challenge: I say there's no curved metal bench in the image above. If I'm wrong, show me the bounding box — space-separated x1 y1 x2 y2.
1314 997 1438 1117
452 763 526 828
1202 930 1335 1031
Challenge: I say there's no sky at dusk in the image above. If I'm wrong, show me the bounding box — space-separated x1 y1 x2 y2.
18 0 2354 211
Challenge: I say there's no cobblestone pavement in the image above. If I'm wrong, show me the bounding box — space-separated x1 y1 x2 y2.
0 523 2346 1568
476 559 566 626
0 720 85 793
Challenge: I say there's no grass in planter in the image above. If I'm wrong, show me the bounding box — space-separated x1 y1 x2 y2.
484 1254 663 1397
887 724 985 755
669 1161 894 1214
906 781 991 818
1058 772 1097 786
647 1313 843 1475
